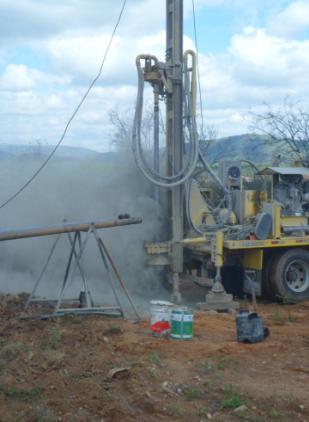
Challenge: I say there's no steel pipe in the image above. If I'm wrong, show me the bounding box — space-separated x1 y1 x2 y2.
0 217 142 242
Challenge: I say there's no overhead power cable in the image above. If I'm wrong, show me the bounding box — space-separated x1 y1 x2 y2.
0 0 127 210
191 0 205 137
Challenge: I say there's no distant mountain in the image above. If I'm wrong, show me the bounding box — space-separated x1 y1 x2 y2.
200 133 274 164
0 144 99 160
0 134 276 165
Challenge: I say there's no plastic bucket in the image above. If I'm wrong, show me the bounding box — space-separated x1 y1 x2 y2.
150 301 174 336
171 307 194 340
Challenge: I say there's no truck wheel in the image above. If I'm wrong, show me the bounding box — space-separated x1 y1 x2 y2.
270 248 309 302
263 253 278 299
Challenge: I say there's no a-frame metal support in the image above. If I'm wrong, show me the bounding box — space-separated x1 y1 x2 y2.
22 225 140 321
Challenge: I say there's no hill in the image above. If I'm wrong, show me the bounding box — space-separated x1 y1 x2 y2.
200 133 274 164
0 133 275 165
0 144 99 160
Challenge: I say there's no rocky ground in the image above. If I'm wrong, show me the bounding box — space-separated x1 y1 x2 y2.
0 294 308 421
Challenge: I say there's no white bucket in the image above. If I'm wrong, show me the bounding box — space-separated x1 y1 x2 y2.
150 300 174 336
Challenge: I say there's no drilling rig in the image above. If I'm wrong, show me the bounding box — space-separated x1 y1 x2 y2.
133 0 309 307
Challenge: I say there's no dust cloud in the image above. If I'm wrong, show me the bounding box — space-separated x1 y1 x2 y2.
0 151 169 315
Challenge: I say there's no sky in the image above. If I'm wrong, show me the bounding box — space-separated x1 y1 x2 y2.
0 0 309 151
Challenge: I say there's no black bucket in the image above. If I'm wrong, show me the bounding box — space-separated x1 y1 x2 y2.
236 311 269 343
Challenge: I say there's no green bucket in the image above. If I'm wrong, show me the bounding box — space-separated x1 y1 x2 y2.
170 307 194 340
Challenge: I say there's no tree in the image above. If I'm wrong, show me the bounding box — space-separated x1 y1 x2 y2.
109 105 165 153
250 99 309 166
109 108 133 152
109 105 219 170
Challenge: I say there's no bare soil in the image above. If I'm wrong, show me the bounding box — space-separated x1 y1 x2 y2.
0 295 308 421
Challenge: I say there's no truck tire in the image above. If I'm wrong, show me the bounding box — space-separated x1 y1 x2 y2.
263 253 278 299
270 248 309 302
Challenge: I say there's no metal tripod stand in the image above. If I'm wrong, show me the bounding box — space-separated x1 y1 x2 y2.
22 223 140 320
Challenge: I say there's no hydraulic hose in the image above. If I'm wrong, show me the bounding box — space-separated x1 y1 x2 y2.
184 148 233 234
132 52 232 232
182 51 232 233
185 169 232 235
132 55 199 187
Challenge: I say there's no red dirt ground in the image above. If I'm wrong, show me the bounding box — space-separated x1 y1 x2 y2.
0 295 308 421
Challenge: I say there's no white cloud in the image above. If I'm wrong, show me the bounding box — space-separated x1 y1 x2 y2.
192 22 309 138
46 30 167 86
45 29 195 88
0 64 69 91
0 78 139 150
229 27 309 85
0 65 37 91
269 1 309 37
0 0 309 150
0 0 157 43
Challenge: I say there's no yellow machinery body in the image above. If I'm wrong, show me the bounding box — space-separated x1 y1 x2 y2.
145 166 309 302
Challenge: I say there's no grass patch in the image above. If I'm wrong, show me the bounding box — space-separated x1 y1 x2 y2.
44 350 65 365
269 409 282 419
271 309 296 325
0 385 41 401
196 406 208 417
149 352 163 367
167 404 183 418
222 385 246 409
63 313 82 324
271 310 286 325
217 356 234 370
184 386 200 401
235 410 247 419
48 325 62 349
203 359 214 372
103 324 122 336
287 311 295 323
147 367 158 379
282 296 295 305
222 394 245 409
0 341 25 360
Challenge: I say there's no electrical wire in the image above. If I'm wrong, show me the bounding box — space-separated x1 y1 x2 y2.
0 0 127 210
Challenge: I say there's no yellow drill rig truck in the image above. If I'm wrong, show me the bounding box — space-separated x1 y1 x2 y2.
133 0 309 305
145 163 309 304
185 164 309 303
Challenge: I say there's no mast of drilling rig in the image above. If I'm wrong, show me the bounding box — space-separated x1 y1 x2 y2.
134 0 192 301
166 0 184 301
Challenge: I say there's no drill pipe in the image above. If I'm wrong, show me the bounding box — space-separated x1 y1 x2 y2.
0 217 142 242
